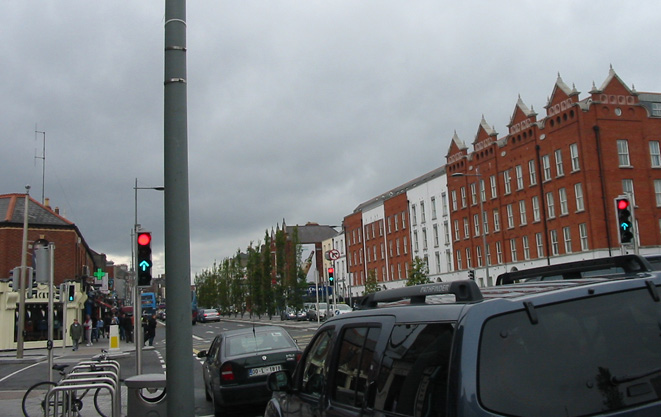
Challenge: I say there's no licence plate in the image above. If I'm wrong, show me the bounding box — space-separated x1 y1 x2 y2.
249 364 282 377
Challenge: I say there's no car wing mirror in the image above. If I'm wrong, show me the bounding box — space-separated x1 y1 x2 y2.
267 370 292 392
197 350 207 358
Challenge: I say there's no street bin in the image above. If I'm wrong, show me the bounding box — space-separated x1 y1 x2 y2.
125 373 167 417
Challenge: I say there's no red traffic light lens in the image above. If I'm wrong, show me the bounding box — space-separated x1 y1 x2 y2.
328 267 334 274
617 199 630 210
137 233 151 246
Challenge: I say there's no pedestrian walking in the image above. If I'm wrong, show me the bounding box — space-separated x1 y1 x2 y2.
83 314 93 346
145 313 157 346
91 316 99 342
97 316 105 339
70 318 83 351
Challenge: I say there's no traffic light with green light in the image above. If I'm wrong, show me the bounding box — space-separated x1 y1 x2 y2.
328 267 334 285
615 197 634 244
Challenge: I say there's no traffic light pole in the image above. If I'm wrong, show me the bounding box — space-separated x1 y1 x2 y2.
16 187 30 359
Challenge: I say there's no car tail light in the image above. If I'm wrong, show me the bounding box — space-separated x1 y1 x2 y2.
220 363 234 382
296 353 302 362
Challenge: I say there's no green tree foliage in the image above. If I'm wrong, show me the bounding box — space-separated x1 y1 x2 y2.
406 256 431 286
364 269 381 294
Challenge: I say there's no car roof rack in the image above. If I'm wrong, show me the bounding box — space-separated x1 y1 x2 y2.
358 280 483 309
495 254 654 285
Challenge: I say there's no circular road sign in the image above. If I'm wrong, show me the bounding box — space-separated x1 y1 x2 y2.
328 249 341 260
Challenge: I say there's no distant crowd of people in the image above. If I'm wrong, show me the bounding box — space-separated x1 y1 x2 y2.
69 311 157 350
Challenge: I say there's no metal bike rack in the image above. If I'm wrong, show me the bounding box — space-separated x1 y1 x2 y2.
63 372 121 413
46 382 116 417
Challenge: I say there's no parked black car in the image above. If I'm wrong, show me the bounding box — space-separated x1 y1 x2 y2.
266 273 661 417
198 325 302 415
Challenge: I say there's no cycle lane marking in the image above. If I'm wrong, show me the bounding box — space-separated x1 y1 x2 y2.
0 361 42 384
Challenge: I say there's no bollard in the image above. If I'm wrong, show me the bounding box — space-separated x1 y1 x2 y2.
125 373 167 417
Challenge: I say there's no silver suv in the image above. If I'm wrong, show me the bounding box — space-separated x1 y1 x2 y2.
266 267 661 416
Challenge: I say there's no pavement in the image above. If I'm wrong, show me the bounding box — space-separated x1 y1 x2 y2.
0 340 146 417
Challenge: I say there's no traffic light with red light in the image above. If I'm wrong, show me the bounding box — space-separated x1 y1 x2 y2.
137 231 153 286
328 267 334 285
615 197 634 244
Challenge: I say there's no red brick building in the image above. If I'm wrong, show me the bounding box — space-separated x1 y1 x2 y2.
446 68 661 285
0 193 101 285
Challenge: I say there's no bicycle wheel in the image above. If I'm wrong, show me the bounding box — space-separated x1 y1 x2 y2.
93 387 111 417
22 381 56 417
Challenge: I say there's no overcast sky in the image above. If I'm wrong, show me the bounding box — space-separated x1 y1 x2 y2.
2 1 660 279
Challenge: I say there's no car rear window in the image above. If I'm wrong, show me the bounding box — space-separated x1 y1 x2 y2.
226 330 295 356
479 287 661 416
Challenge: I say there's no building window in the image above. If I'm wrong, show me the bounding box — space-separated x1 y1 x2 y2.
579 223 588 251
515 165 524 190
482 211 489 234
550 230 559 256
563 226 572 254
493 209 500 232
546 192 556 219
570 143 580 172
503 170 512 194
622 179 635 204
456 251 462 270
453 220 460 241
470 183 477 206
431 197 437 220
536 232 544 258
466 248 472 269
510 239 517 262
463 218 469 239
490 175 497 199
411 205 417 226
532 196 540 222
402 211 406 229
496 241 503 264
480 179 486 202
476 246 483 267
413 231 419 252
403 237 408 254
650 141 661 168
433 224 439 247
542 155 551 181
554 149 564 177
441 193 448 217
617 139 631 167
435 252 441 272
522 236 530 260
389 241 393 257
445 250 452 271
443 221 450 244
654 180 661 207
575 183 584 212
473 214 480 237
394 213 399 231
451 191 457 211
559 188 568 215
654 103 661 117
461 187 467 208
420 202 426 224
519 200 527 225
422 229 428 251
396 238 401 255
506 204 514 229
485 244 491 266
528 159 537 185
387 217 392 234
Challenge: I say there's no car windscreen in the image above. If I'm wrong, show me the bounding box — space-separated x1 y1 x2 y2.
479 287 661 416
226 330 295 356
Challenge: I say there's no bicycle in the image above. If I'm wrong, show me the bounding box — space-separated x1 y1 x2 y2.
22 349 115 417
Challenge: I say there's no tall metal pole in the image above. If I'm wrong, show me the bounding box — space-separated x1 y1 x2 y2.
134 178 143 374
164 0 194 415
16 186 30 359
47 242 55 382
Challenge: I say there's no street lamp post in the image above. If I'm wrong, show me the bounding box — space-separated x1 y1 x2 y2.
451 169 490 286
133 178 164 375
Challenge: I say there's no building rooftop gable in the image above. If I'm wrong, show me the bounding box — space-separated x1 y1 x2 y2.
0 193 72 227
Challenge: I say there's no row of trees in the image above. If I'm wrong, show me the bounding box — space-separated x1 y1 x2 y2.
194 228 309 317
195 224 433 312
